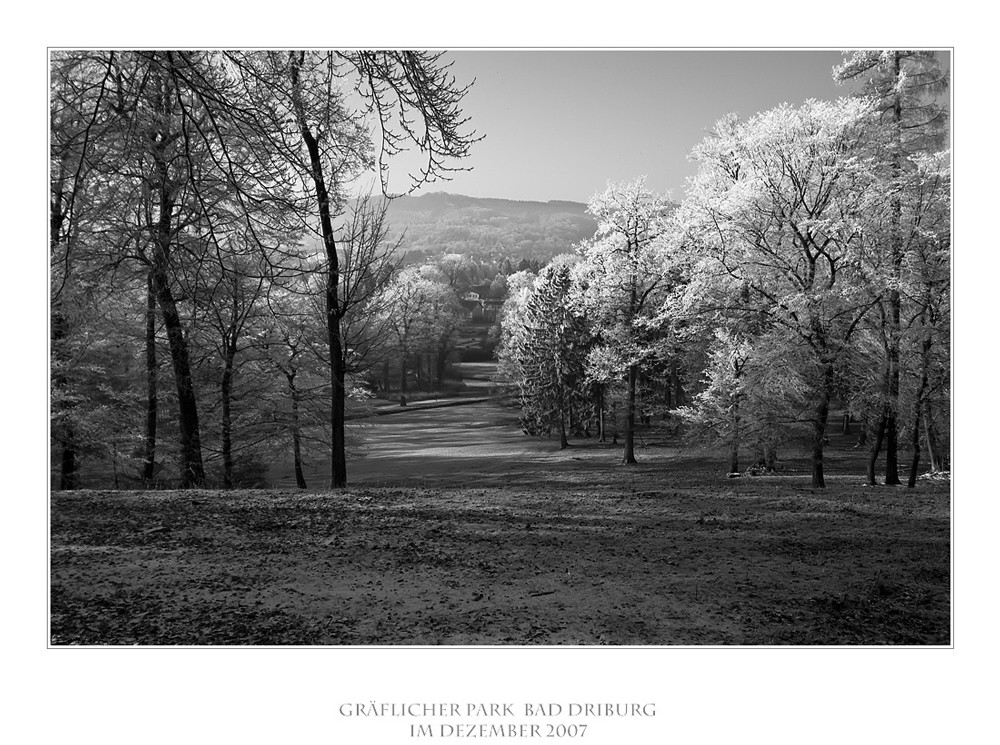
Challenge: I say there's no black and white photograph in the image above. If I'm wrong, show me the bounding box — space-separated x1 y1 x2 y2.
15 4 994 740
48 47 952 648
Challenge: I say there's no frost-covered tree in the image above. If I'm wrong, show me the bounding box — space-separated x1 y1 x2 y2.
834 50 950 485
224 50 478 487
683 100 880 487
377 265 462 402
50 51 288 487
574 178 676 464
677 325 811 474
497 257 590 448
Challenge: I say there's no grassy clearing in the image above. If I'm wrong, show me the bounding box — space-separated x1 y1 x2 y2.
51 408 950 645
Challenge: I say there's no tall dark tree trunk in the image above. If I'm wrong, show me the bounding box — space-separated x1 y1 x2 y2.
291 52 347 488
907 411 923 489
867 408 888 487
842 412 852 436
908 330 935 487
884 300 902 485
51 159 78 491
142 272 158 484
883 50 904 487
152 265 205 488
623 363 638 464
220 343 236 489
328 291 348 488
285 371 307 490
919 301 944 472
596 384 606 443
150 61 205 489
150 181 205 488
729 370 742 473
52 305 78 490
811 363 835 488
59 424 77 490
729 402 740 474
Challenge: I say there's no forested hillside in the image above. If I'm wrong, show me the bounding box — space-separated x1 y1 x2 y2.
383 192 599 264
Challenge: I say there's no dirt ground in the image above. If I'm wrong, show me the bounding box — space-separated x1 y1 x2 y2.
50 402 950 646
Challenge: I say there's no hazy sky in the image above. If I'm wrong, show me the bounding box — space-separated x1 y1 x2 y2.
390 50 852 204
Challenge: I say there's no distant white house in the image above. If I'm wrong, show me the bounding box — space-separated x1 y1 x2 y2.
461 291 481 302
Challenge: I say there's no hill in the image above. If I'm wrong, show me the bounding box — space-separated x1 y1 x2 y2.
383 192 599 263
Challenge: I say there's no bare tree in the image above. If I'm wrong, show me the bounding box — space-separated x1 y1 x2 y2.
229 50 479 487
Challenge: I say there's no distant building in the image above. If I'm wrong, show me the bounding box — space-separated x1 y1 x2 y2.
458 297 480 321
480 297 504 323
459 287 502 323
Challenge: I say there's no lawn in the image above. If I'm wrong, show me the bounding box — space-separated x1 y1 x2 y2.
50 402 950 646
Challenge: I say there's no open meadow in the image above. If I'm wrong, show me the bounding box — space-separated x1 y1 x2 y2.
50 400 950 646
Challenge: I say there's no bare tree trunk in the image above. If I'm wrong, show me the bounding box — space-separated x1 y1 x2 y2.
220 346 235 489
59 424 77 490
884 328 902 485
907 410 922 489
907 331 934 488
151 249 205 488
730 379 741 473
52 305 78 490
811 363 834 488
867 408 888 487
142 271 157 485
291 52 347 488
287 373 307 489
623 363 638 464
328 302 347 488
884 50 904 487
150 66 205 489
597 384 606 443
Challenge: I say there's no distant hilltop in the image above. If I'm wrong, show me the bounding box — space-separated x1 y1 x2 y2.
394 191 589 210
382 191 599 263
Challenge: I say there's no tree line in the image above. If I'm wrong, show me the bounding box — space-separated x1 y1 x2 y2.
50 50 479 490
496 51 950 488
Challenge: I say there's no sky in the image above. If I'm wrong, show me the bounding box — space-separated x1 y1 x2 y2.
388 50 854 204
